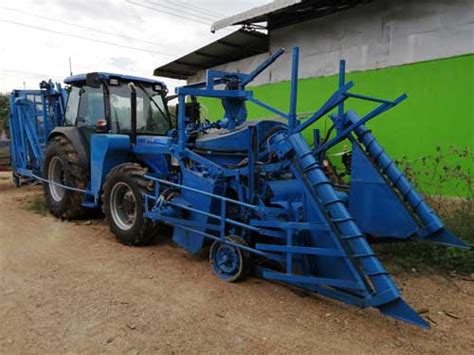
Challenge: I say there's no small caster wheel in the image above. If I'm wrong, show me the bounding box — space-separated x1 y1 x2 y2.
209 235 251 282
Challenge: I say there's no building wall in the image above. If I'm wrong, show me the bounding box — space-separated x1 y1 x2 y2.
269 0 474 82
191 0 474 85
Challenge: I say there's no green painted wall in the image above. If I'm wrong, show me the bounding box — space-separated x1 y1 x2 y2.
199 54 474 197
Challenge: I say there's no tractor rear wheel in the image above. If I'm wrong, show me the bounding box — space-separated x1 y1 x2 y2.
102 163 160 246
43 136 88 219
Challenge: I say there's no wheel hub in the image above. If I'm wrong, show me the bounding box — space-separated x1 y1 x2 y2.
110 182 137 231
121 192 136 215
216 246 239 273
210 237 248 283
48 156 66 202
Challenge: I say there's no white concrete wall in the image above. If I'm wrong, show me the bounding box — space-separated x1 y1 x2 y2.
269 0 474 82
190 0 474 85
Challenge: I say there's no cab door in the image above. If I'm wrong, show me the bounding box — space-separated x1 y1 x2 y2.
76 85 106 146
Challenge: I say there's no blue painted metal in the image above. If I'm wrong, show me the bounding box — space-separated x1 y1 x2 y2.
240 48 285 87
8 48 468 329
64 72 167 89
194 120 283 153
288 47 299 133
139 46 466 329
292 81 353 134
210 240 244 281
89 134 130 203
348 143 419 238
335 63 467 249
338 60 346 119
345 111 468 248
9 81 66 184
171 168 226 254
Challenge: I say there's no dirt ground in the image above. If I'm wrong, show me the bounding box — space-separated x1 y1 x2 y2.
0 172 473 354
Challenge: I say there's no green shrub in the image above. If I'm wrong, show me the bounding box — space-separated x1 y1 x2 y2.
378 146 473 274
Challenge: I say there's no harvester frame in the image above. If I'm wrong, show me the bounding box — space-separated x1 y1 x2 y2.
8 46 469 329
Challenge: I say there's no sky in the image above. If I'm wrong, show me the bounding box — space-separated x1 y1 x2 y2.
0 0 268 93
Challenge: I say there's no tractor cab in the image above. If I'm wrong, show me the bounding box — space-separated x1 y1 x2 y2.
41 72 174 219
63 72 172 145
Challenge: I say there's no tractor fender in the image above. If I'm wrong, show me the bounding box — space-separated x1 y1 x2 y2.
48 127 89 169
135 155 169 175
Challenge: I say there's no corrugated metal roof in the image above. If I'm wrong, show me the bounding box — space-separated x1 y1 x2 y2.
211 0 373 32
211 0 302 32
153 29 268 80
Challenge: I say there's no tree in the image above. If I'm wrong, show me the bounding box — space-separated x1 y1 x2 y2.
0 94 9 133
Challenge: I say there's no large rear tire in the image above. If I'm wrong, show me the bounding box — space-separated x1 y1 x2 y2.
102 163 160 246
43 136 88 219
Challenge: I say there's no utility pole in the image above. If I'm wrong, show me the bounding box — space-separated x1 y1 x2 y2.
69 57 73 76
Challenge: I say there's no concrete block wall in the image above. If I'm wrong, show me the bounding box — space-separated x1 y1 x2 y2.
190 0 474 85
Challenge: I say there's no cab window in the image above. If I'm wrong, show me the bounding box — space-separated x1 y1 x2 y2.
64 86 80 126
77 86 105 128
109 84 170 135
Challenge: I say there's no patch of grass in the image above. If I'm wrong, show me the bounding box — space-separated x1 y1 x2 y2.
24 196 49 216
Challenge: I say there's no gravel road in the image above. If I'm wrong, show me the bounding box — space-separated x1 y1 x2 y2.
0 173 473 354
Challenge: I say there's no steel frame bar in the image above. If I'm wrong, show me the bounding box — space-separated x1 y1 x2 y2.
288 47 299 133
145 175 259 210
247 96 290 120
240 48 285 87
293 81 354 134
313 94 407 155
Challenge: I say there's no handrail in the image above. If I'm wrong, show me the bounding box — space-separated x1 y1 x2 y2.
144 175 259 210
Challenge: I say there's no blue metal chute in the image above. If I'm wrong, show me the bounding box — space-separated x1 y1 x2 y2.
345 111 468 249
348 143 420 238
268 131 428 328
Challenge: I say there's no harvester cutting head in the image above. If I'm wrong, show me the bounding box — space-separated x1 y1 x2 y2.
143 46 469 329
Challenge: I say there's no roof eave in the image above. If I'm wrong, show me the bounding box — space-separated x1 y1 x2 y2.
211 0 303 32
153 29 269 80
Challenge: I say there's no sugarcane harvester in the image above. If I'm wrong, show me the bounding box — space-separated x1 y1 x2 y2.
8 47 469 329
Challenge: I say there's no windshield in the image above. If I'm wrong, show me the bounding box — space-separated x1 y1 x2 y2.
109 84 171 135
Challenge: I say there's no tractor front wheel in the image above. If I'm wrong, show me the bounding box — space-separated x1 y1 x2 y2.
102 163 159 246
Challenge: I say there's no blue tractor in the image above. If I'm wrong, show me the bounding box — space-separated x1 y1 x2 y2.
42 72 172 245
9 47 469 328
